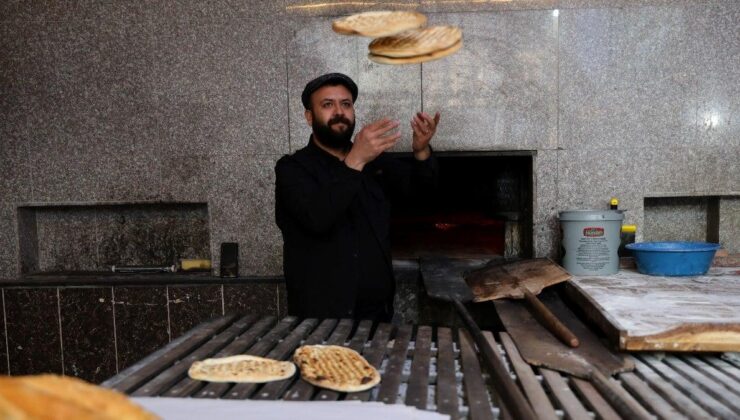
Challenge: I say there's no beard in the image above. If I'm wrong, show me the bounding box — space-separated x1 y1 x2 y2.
312 114 355 151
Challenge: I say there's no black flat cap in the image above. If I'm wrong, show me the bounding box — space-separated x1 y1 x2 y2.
301 73 358 109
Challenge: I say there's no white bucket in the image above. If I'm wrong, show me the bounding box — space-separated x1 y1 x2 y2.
559 210 624 275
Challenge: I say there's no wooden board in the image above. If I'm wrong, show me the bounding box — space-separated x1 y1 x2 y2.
564 267 740 351
494 290 633 378
465 258 571 301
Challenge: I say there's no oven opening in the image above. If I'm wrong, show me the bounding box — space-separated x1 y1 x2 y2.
390 152 534 260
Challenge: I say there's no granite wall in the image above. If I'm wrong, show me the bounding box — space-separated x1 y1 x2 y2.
1 0 739 279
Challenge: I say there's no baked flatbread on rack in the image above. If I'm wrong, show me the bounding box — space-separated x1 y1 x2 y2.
0 374 157 420
332 10 427 37
368 25 463 64
188 355 296 383
293 345 380 392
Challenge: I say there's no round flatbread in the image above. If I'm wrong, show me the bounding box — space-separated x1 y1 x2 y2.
293 345 380 393
188 354 296 383
369 40 463 65
332 10 427 37
369 25 462 58
0 374 157 420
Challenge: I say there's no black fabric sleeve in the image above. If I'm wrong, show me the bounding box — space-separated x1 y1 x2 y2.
373 149 439 202
275 156 363 234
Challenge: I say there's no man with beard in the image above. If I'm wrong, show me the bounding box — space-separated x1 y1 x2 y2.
275 73 440 322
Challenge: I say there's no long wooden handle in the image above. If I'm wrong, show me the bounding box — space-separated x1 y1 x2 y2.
522 288 580 348
452 299 538 420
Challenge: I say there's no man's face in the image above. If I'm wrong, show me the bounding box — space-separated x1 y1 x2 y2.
305 84 356 150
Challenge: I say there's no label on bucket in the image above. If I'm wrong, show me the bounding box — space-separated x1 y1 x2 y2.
576 235 610 271
583 227 604 237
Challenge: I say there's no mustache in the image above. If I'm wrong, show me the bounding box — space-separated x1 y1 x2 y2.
328 115 352 126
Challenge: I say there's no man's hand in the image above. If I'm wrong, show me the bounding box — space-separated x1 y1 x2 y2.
344 118 401 171
411 111 440 161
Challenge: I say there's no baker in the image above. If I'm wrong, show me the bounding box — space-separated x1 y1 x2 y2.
275 73 440 322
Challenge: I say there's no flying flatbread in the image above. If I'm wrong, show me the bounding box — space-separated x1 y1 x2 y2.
368 25 463 65
332 10 427 37
293 345 380 393
188 354 296 383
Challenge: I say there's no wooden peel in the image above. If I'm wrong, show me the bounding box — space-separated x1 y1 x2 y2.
465 259 580 348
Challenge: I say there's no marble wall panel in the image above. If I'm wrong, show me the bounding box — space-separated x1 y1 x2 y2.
113 287 169 371
419 0 556 13
558 7 698 150
167 285 224 338
59 287 117 383
4 288 63 375
0 205 18 279
643 197 709 242
533 150 559 258
557 147 649 227
357 55 422 153
690 2 740 148
149 18 289 157
0 0 80 22
689 145 740 195
35 207 99 272
223 283 279 316
97 205 210 268
286 16 361 152
209 154 282 276
719 197 740 253
422 11 558 151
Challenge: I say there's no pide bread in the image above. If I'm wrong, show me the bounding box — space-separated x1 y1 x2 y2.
0 374 158 420
369 40 462 65
368 25 462 62
188 354 296 383
293 345 380 393
332 11 427 37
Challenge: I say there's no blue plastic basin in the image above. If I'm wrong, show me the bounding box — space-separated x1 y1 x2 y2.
625 241 720 276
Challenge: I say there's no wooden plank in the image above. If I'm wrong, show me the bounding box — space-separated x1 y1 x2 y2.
313 319 373 401
465 258 571 301
223 318 319 400
631 356 712 420
103 314 237 393
617 372 687 420
539 368 591 420
283 319 354 401
498 332 558 420
567 270 740 352
459 330 494 420
254 319 338 400
703 355 740 383
681 355 740 396
405 326 433 410
639 354 736 419
494 291 633 378
570 378 621 420
194 316 299 399
345 323 394 402
662 355 740 412
434 327 460 420
163 315 276 398
132 314 257 396
376 324 413 404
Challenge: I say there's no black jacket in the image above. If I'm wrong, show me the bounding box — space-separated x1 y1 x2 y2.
275 139 438 319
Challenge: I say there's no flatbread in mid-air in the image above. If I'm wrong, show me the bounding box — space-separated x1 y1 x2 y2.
293 345 380 392
188 355 296 383
368 25 463 65
332 10 427 37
